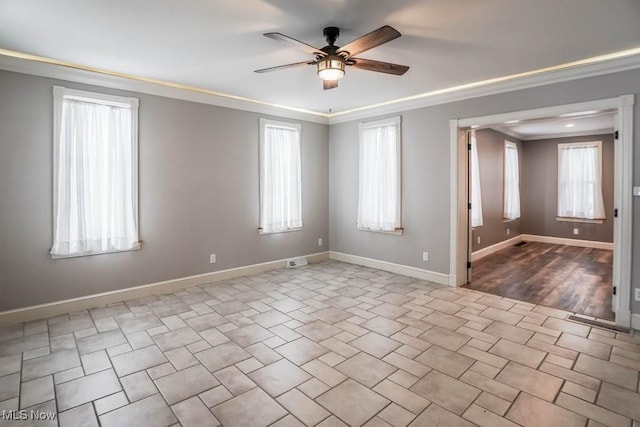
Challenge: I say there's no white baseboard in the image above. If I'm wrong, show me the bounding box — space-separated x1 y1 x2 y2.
521 234 613 250
0 251 330 327
471 234 613 263
471 235 523 261
627 312 638 330
329 251 450 286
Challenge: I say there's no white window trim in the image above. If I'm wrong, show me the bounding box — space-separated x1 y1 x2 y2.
258 118 303 235
357 116 403 234
258 226 302 235
556 216 605 224
557 140 605 221
52 86 140 259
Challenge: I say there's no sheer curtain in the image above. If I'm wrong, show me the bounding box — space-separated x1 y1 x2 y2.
470 130 483 227
260 120 302 233
503 141 521 220
51 90 139 257
357 117 401 232
558 142 605 219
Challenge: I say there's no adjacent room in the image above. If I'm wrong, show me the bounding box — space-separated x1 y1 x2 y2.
467 112 617 320
1 1 640 426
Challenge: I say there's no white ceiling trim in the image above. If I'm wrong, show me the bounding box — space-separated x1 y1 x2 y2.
0 49 330 124
328 47 640 123
487 126 523 141
490 125 615 141
1 47 640 126
519 128 615 141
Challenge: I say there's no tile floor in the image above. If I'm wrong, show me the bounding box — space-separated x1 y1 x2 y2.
1 260 639 426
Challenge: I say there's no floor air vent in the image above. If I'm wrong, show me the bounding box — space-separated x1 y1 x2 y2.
514 241 528 247
286 257 308 268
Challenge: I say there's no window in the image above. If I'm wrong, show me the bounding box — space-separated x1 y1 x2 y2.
470 130 483 227
51 86 139 258
503 141 521 220
259 118 302 234
557 141 605 220
357 116 401 232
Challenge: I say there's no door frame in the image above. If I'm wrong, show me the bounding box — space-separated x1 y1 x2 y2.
449 95 634 327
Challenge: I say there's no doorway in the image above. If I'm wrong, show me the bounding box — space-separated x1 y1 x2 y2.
467 111 617 319
449 95 634 327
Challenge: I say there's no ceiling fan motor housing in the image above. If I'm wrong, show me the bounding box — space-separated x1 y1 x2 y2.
323 26 340 46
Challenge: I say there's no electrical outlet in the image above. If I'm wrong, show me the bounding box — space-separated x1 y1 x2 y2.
318 237 323 246
210 254 216 264
422 252 429 261
477 236 481 244
573 228 579 235
635 288 640 302
507 228 510 236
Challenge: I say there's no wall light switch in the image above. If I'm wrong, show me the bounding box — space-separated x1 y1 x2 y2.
635 288 640 302
634 186 640 196
477 236 481 244
507 228 510 236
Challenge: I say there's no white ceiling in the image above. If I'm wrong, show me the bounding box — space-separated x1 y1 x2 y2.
1 0 640 113
491 112 615 140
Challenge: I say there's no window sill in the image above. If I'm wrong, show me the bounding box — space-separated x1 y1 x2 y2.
357 227 404 236
556 217 605 224
502 218 519 223
258 227 302 235
51 242 142 259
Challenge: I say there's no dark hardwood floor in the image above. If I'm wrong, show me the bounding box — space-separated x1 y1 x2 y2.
466 242 614 320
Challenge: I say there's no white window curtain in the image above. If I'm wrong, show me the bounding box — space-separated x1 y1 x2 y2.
503 141 521 220
470 130 483 227
357 116 401 232
51 86 139 257
558 141 605 219
259 119 302 233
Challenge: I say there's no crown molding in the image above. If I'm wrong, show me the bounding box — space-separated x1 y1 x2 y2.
488 124 614 141
1 47 639 126
327 48 640 124
521 128 614 141
487 125 524 141
0 50 330 125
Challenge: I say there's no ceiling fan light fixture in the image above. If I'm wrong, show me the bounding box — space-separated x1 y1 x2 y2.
317 55 345 81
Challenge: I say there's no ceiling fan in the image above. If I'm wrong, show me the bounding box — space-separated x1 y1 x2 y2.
255 25 409 90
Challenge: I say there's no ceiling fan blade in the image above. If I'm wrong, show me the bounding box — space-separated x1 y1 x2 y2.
254 60 317 73
337 25 401 57
348 58 409 75
264 32 325 56
323 80 338 90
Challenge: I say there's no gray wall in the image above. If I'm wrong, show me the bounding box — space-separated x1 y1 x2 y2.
0 70 329 311
472 131 614 251
472 129 523 252
329 67 640 314
330 109 451 273
2 67 640 314
521 134 614 242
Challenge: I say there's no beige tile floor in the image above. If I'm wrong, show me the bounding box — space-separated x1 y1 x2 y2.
1 260 639 426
